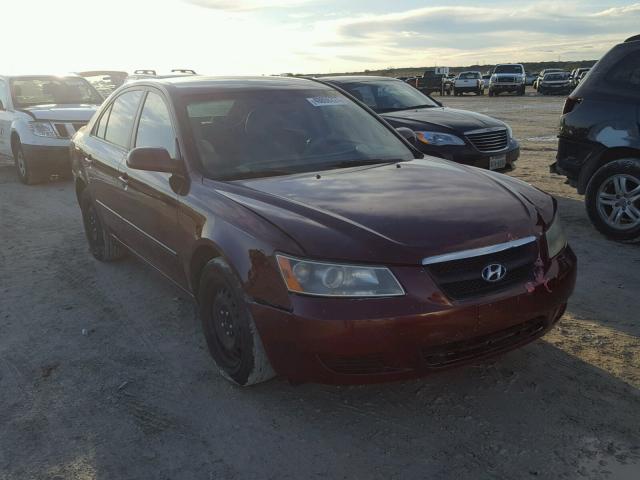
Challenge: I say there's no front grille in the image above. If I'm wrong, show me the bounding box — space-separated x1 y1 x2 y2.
318 353 408 375
421 317 547 368
465 129 509 152
495 76 516 83
425 240 538 301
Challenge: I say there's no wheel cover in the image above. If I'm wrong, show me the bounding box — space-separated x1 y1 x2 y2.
596 173 640 230
16 151 26 177
210 288 243 370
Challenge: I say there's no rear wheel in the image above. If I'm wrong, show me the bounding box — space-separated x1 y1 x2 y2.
585 159 640 243
80 189 126 261
199 258 275 386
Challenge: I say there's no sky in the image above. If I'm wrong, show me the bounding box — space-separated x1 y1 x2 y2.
5 0 640 76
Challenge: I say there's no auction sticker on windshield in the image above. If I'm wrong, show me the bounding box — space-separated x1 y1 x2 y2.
307 96 349 107
490 154 507 170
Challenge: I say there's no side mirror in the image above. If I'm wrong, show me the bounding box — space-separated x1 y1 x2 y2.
396 127 417 145
126 147 179 173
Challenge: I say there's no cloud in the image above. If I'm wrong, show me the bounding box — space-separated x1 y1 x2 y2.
184 0 312 11
336 4 640 40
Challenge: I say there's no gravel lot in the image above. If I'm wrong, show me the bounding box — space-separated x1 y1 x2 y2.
1 89 639 480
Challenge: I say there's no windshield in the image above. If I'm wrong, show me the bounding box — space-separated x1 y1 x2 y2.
185 88 416 181
79 73 127 99
494 65 523 74
11 77 103 108
544 73 568 81
458 72 480 79
334 80 438 113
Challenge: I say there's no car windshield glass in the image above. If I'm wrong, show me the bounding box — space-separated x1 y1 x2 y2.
494 65 523 74
10 77 103 108
545 74 566 81
185 88 416 181
336 80 439 113
80 73 127 99
459 73 479 79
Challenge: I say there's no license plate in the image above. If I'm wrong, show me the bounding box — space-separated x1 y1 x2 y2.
490 155 507 170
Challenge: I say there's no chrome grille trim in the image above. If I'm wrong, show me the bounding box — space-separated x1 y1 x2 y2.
465 127 509 153
421 236 538 266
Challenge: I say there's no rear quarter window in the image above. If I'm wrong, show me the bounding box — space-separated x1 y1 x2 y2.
607 50 640 90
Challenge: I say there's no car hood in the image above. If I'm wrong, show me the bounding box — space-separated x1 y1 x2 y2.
19 104 98 122
218 159 554 265
382 107 503 133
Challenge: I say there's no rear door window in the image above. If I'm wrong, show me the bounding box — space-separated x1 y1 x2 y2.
104 90 143 148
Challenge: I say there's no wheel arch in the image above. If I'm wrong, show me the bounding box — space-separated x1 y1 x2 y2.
189 241 223 295
578 147 640 194
75 177 87 205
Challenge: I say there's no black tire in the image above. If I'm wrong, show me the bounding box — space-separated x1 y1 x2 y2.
585 158 640 243
198 258 275 386
80 189 126 261
13 143 38 185
519 86 526 96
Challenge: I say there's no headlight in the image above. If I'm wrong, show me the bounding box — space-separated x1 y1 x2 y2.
415 131 465 146
28 121 58 138
545 216 567 258
276 255 405 298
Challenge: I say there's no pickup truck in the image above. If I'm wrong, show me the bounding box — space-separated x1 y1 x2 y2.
411 69 451 96
453 71 484 96
488 64 526 96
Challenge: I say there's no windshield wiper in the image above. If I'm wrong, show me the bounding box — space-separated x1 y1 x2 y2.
377 104 435 113
318 159 402 170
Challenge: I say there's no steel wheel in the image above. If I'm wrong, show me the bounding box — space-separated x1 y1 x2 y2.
596 174 640 231
209 287 243 371
82 202 106 257
16 150 26 178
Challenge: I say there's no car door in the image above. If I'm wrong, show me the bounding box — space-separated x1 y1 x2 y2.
80 89 144 237
115 89 184 284
0 79 12 157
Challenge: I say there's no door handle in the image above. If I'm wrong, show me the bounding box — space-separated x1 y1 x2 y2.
118 173 129 186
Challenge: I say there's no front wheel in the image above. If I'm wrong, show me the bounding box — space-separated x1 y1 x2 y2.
13 143 37 185
199 258 275 386
585 159 640 243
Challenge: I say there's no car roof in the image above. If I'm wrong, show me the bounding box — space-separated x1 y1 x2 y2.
1 74 82 80
132 75 333 94
318 75 400 84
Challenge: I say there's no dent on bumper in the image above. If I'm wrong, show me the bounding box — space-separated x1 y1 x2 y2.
252 247 577 384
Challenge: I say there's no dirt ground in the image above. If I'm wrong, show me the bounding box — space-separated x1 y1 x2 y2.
0 88 639 480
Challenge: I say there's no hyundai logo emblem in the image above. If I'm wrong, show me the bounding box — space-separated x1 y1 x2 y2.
482 263 507 282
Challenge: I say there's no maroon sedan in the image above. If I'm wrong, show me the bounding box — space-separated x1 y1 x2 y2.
71 76 576 385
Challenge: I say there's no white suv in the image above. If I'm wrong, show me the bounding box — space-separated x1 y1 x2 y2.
0 75 102 184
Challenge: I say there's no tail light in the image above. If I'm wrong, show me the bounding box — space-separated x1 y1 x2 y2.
562 96 582 115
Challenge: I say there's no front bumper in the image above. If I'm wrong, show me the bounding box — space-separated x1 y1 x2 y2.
253 247 577 384
420 139 520 171
539 85 571 95
490 83 522 93
21 144 72 176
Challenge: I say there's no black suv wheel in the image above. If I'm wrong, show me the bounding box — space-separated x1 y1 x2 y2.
585 159 640 243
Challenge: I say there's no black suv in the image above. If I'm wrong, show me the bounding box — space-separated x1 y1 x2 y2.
553 35 640 242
